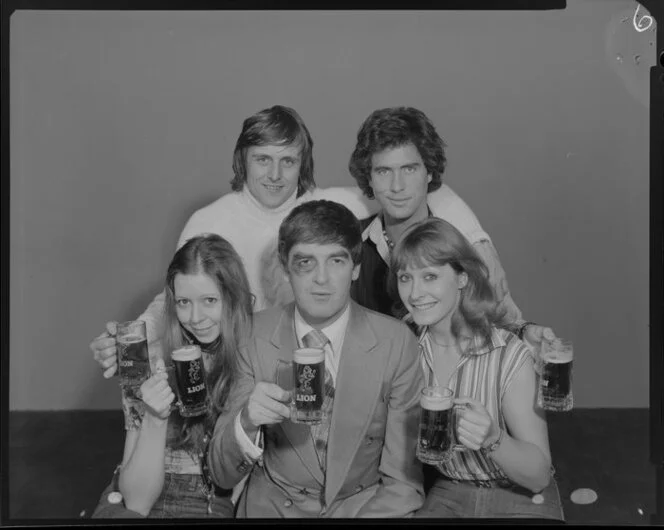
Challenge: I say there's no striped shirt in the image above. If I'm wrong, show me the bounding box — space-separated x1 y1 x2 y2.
418 326 533 482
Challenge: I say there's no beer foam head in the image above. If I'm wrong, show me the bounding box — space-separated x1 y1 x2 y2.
118 320 146 334
172 345 202 362
420 394 453 411
541 351 573 363
293 347 325 364
117 333 145 344
541 341 573 363
420 386 453 410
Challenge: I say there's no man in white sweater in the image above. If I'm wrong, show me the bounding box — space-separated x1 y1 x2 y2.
90 105 491 377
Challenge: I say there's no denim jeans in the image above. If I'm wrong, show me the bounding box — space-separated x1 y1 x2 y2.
92 473 234 519
414 475 565 520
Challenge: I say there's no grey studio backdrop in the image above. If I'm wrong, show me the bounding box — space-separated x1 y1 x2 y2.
10 2 654 410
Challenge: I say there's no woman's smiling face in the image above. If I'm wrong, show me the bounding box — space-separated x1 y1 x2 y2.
173 272 223 343
396 262 463 329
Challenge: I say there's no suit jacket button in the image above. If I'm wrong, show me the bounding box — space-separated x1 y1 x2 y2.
284 499 293 507
355 484 364 492
366 437 373 445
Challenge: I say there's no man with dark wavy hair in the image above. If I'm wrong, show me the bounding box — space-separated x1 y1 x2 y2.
348 106 556 348
208 200 424 518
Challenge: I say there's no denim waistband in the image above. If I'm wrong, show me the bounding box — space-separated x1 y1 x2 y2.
164 448 201 475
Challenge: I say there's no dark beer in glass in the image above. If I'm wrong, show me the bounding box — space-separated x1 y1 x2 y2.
417 387 456 465
117 320 150 394
172 345 208 418
291 348 325 425
537 339 574 411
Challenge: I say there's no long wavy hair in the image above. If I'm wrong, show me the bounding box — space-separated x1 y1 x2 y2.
162 234 254 452
348 106 447 199
390 218 507 350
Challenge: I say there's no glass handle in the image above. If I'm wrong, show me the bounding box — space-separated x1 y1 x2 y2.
275 360 294 390
451 403 469 452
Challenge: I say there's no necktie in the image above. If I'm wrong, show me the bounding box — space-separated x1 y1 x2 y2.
302 329 328 350
302 330 334 473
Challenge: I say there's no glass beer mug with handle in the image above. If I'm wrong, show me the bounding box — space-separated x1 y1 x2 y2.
275 349 325 425
417 386 468 465
116 320 150 399
171 345 209 418
537 338 574 411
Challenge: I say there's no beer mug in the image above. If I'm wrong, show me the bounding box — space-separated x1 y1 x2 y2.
171 345 209 418
276 348 325 425
416 386 466 465
116 320 150 394
537 339 574 411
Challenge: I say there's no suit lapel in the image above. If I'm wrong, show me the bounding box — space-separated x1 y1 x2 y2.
324 302 385 506
269 303 325 486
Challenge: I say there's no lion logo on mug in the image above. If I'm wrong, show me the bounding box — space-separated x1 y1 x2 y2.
299 365 316 391
188 359 201 383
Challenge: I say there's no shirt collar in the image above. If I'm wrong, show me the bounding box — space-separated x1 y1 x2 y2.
362 207 435 264
362 215 391 264
293 303 351 359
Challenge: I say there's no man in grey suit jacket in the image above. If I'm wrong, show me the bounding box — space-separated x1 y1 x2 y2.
207 199 424 518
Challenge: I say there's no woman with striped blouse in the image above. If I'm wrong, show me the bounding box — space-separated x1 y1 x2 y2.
390 217 564 520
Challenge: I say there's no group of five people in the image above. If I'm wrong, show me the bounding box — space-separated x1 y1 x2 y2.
89 105 564 520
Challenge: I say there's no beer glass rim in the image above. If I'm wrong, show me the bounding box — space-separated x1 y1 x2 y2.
542 338 573 359
172 344 202 361
422 386 453 399
117 320 147 331
293 347 325 359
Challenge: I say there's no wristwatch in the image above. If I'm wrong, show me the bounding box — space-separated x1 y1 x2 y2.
484 428 504 453
517 321 537 341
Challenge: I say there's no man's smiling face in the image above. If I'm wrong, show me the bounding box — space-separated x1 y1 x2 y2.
245 143 302 209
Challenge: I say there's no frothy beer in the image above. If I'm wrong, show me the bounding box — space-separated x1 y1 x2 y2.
172 345 208 418
538 341 574 411
117 332 149 389
417 392 454 465
292 348 325 425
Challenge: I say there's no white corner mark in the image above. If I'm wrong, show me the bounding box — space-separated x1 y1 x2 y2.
633 4 653 33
